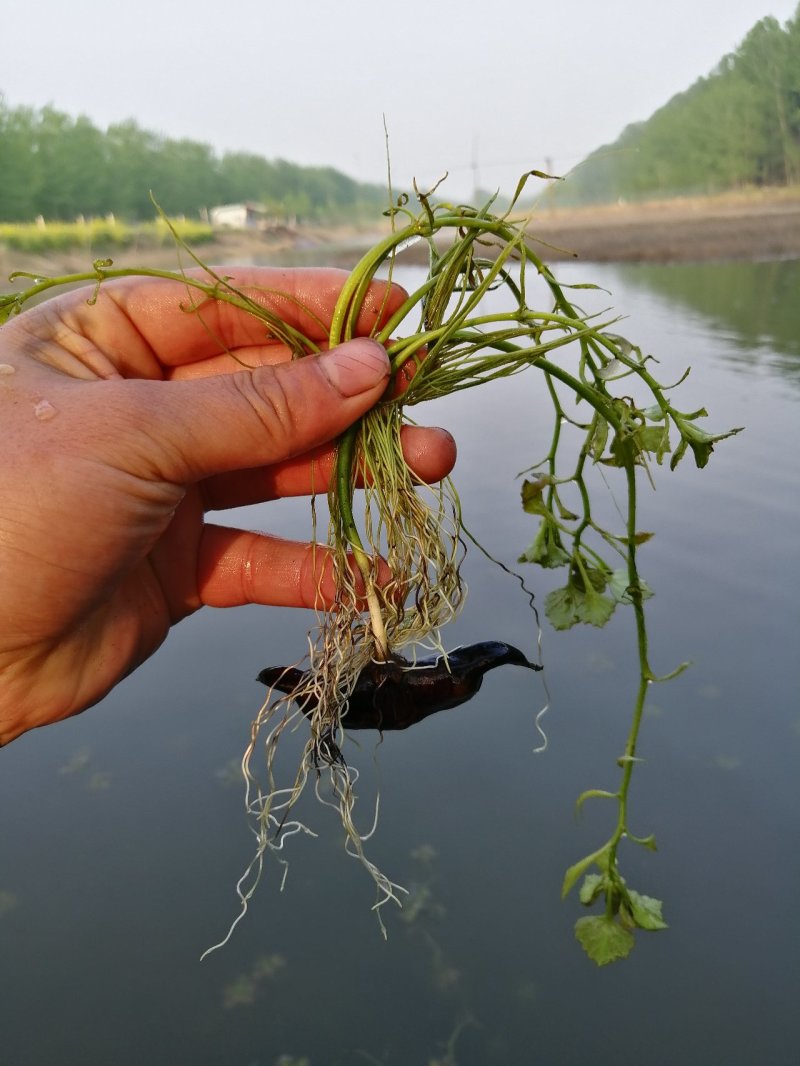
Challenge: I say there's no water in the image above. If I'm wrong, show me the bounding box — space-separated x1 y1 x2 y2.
1 259 798 1065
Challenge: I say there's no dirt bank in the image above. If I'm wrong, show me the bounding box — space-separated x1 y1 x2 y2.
233 188 800 266
231 190 800 266
519 190 800 263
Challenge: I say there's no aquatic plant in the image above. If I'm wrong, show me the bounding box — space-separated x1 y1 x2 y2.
1 178 740 965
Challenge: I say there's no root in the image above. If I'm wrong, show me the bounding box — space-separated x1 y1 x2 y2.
206 406 465 951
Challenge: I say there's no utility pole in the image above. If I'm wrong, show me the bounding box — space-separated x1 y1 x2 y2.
545 156 555 211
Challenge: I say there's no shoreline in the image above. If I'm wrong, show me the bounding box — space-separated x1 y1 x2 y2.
2 189 799 279
518 189 800 263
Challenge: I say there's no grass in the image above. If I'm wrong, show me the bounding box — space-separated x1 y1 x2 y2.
0 216 214 254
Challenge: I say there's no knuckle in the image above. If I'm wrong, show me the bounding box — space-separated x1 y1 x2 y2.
232 368 295 443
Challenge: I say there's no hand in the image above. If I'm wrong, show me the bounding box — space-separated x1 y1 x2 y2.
0 267 456 744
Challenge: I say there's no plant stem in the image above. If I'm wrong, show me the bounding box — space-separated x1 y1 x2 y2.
335 425 389 660
607 460 652 870
3 264 319 354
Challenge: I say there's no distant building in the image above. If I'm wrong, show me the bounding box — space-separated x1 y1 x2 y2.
208 202 269 230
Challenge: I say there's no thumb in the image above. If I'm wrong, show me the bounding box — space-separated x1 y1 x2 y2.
124 338 391 483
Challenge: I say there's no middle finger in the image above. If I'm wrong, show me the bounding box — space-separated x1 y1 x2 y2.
200 425 457 511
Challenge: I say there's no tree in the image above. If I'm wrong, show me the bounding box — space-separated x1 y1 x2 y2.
0 98 38 220
555 3 800 204
0 100 387 223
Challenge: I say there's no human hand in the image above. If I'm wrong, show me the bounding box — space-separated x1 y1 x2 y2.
0 268 456 744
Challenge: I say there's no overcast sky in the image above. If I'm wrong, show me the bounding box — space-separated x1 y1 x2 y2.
5 0 798 199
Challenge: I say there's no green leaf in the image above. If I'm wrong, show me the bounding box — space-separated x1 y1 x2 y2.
562 281 609 292
0 293 23 324
684 431 717 468
603 332 637 359
518 521 571 569
628 832 658 851
561 845 609 899
649 424 671 463
578 873 605 906
582 591 616 627
652 659 691 682
607 432 629 467
575 788 618 815
575 915 635 965
582 566 608 593
597 358 627 380
688 425 743 468
555 499 579 521
638 424 670 460
607 569 654 604
520 477 551 515
606 571 631 600
589 417 609 461
545 583 616 630
607 418 674 468
545 586 583 630
669 437 689 471
627 890 668 931
672 419 744 469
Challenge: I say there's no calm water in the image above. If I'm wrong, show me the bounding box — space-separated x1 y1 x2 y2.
1 259 798 1065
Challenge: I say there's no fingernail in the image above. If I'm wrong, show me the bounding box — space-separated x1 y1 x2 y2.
321 339 390 397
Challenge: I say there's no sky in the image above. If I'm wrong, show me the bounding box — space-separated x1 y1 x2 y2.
4 0 798 201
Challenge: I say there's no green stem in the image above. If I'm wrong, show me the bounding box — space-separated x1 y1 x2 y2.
328 223 425 345
3 264 318 354
334 424 389 660
606 460 652 872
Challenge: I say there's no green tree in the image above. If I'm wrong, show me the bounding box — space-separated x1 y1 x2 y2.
0 99 387 223
555 3 800 204
0 98 38 220
32 109 110 218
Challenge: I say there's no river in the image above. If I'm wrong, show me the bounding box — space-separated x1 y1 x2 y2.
1 258 798 1065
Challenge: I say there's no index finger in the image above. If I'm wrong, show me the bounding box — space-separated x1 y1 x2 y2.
95 267 407 369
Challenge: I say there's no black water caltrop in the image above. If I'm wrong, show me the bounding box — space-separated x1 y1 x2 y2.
258 641 541 732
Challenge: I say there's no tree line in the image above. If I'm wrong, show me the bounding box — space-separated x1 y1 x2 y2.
555 6 800 205
0 98 388 223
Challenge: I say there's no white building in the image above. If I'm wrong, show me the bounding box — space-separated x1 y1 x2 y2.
208 202 268 230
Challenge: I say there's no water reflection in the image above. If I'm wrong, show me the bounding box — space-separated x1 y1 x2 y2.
614 258 800 386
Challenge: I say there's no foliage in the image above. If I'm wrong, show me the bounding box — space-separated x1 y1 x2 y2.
556 4 800 203
0 97 388 224
513 279 739 964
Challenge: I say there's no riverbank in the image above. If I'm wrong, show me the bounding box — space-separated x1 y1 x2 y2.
2 188 799 281
519 187 800 263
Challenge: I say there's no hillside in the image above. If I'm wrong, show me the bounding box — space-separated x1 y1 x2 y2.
553 5 800 205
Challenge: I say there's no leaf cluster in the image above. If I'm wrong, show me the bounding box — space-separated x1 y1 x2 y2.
562 838 667 965
517 338 738 634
